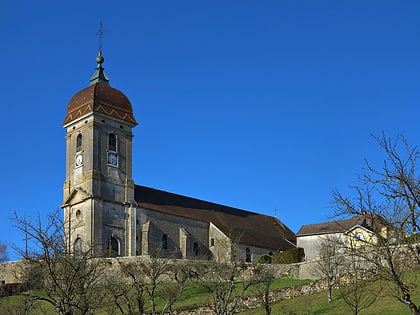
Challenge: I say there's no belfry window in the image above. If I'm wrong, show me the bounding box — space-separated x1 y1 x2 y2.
76 134 83 152
108 133 117 152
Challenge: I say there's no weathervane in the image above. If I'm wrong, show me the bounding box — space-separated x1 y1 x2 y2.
96 22 106 53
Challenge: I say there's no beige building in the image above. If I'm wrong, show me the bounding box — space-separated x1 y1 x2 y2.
61 51 296 263
296 215 386 261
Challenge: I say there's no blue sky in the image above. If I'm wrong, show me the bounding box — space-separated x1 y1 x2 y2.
1 1 420 260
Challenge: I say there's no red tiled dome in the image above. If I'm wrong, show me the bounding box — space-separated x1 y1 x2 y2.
63 83 137 125
63 52 137 126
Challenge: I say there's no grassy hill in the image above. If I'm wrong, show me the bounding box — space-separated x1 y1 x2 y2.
240 271 420 315
239 287 412 315
2 272 420 314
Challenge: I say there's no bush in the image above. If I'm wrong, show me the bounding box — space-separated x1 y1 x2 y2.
257 254 272 264
272 247 304 264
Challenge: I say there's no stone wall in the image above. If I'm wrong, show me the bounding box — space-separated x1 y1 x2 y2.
0 256 321 286
0 260 26 285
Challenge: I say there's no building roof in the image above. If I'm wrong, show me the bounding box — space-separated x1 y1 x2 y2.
134 185 296 251
63 53 137 126
296 215 374 237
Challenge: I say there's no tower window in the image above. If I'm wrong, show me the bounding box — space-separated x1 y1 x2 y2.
108 133 117 152
76 134 83 152
74 238 83 257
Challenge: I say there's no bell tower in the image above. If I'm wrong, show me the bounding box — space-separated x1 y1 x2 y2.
62 51 137 257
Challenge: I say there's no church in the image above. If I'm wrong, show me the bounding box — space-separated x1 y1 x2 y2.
61 51 296 263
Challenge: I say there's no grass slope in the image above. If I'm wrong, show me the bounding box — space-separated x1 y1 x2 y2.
240 271 420 315
3 273 420 314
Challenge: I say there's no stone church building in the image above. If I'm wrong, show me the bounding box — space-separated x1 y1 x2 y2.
61 52 296 263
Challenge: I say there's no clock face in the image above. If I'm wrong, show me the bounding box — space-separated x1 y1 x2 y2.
108 153 118 166
75 154 83 166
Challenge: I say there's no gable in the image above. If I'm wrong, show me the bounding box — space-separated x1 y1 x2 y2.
61 187 91 207
297 213 387 238
346 224 374 236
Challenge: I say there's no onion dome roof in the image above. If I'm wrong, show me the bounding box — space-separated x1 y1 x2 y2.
63 52 137 126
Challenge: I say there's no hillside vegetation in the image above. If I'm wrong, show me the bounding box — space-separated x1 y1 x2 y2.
2 271 420 314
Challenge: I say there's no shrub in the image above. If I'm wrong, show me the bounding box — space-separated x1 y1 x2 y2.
257 254 272 264
272 247 304 264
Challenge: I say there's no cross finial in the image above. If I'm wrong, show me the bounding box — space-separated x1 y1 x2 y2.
96 22 106 53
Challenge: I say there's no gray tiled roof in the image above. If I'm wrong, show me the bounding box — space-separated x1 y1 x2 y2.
296 216 371 236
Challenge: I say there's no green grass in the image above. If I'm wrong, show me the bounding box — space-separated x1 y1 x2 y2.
239 275 420 315
2 275 419 314
173 278 310 311
238 289 412 315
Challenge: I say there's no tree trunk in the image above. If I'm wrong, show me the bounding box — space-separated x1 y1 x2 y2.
408 302 420 315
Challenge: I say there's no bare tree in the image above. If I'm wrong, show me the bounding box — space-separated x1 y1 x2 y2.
141 257 172 314
0 241 8 263
200 248 261 315
332 133 420 314
158 260 199 314
102 267 136 315
252 264 275 315
11 211 106 315
311 234 345 303
104 256 196 315
338 241 382 315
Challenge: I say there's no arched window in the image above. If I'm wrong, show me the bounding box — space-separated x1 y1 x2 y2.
354 232 364 240
193 242 199 256
108 133 117 152
74 238 83 257
162 234 168 250
245 247 251 262
76 134 83 152
108 236 119 257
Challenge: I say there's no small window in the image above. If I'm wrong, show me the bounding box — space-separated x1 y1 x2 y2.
108 236 119 257
162 234 168 250
245 247 251 262
354 232 364 240
74 238 83 256
193 242 199 256
210 238 215 247
76 134 83 152
108 133 117 152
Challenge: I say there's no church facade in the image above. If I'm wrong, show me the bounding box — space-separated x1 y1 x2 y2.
61 52 296 263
